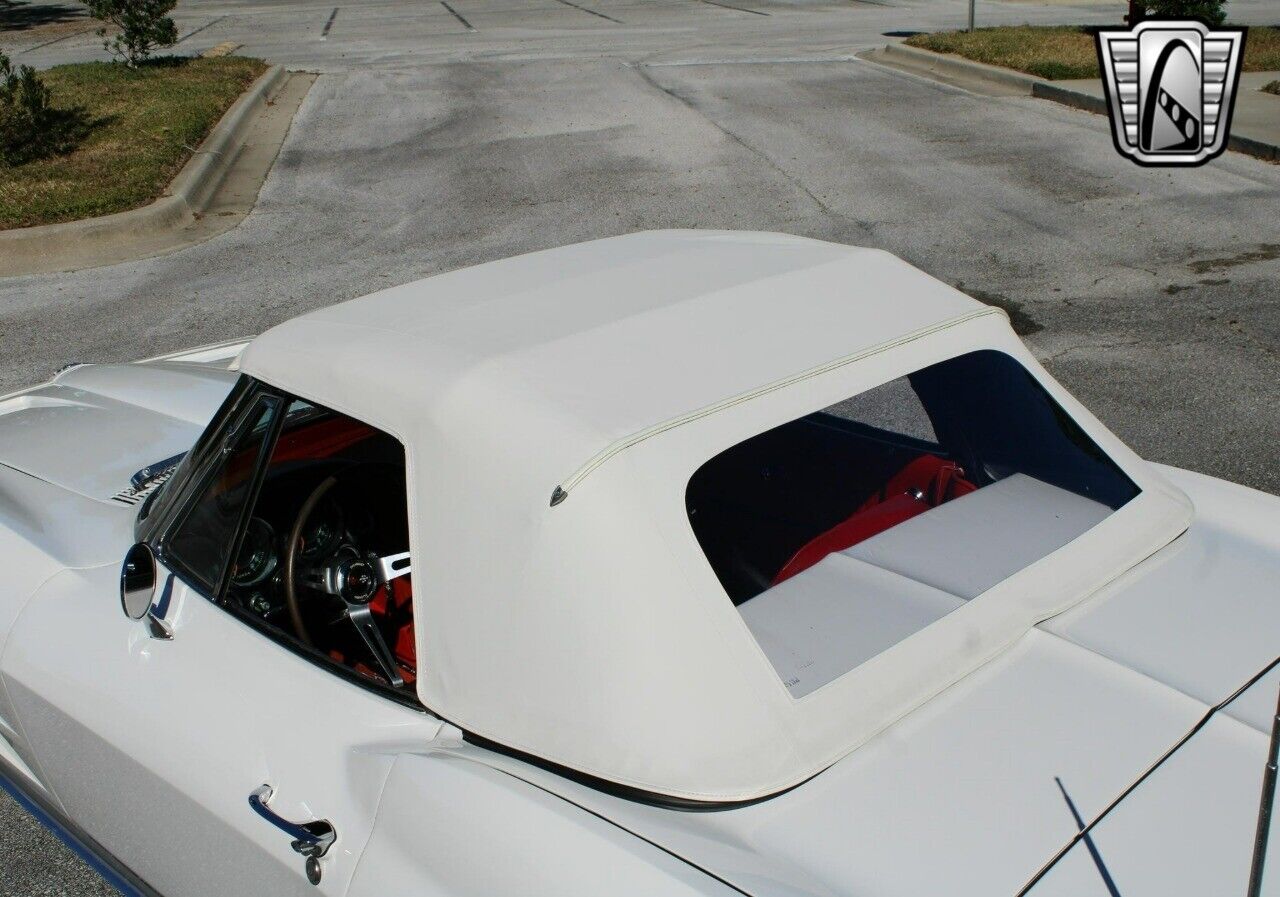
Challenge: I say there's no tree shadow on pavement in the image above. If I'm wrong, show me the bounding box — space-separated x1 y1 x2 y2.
0 1 90 34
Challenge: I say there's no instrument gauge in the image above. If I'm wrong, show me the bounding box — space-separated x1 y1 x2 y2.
232 518 278 587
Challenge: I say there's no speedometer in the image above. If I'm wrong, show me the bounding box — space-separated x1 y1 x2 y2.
232 518 278 587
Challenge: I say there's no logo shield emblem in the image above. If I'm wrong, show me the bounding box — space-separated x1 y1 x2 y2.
1096 20 1246 166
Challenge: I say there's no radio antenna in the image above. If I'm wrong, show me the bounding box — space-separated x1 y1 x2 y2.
1247 682 1280 897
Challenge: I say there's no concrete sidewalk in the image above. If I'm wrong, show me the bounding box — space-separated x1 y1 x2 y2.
877 43 1280 162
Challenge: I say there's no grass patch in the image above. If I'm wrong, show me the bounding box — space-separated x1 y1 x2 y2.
905 25 1280 81
1248 26 1280 72
1264 79 1280 96
0 55 267 229
906 26 1098 80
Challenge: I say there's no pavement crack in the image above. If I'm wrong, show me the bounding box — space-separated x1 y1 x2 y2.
1039 339 1144 366
630 64 876 236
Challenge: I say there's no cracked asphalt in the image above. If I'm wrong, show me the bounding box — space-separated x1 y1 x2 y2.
2 50 1276 494
1 0 1278 892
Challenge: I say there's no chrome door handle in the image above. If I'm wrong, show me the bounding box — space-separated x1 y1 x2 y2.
248 784 336 861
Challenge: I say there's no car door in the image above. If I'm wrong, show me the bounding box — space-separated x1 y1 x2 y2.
1 386 441 896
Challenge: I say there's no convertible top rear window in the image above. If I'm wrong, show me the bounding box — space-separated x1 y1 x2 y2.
686 350 1139 698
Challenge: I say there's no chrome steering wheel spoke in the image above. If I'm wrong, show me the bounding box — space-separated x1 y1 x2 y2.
346 605 404 688
304 548 407 688
285 474 410 689
376 551 411 583
301 565 340 597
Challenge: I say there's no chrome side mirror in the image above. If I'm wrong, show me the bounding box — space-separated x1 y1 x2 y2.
121 543 157 620
121 543 173 640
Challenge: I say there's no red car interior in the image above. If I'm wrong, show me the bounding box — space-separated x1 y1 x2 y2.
253 413 418 688
334 575 416 685
273 415 376 465
771 454 975 586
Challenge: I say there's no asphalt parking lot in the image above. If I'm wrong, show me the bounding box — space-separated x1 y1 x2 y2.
1 0 1279 892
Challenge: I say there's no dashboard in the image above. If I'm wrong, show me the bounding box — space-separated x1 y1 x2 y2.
228 460 404 625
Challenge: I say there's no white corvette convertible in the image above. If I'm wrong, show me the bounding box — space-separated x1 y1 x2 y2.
0 231 1276 897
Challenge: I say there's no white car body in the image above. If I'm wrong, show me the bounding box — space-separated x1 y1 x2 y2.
0 231 1276 896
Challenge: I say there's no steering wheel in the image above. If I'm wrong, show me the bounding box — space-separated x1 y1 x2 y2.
283 472 412 688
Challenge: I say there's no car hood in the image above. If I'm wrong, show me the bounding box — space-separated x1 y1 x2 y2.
459 464 1280 896
0 360 238 503
0 349 243 740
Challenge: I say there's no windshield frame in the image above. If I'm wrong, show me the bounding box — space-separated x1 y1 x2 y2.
134 374 430 710
135 374 254 545
144 379 286 598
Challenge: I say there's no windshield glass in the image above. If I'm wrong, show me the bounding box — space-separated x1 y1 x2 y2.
686 350 1140 698
163 394 282 591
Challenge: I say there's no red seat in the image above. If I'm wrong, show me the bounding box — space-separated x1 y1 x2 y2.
771 454 975 586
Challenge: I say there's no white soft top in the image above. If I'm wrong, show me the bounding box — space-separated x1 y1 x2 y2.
241 231 1191 802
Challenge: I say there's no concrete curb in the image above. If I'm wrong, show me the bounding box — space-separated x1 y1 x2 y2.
1030 80 1107 115
0 64 287 268
880 42 1041 94
882 43 1280 163
1226 130 1280 163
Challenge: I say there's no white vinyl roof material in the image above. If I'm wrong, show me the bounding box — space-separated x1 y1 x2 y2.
241 231 1193 802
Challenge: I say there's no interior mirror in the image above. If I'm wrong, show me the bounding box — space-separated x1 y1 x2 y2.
120 543 157 621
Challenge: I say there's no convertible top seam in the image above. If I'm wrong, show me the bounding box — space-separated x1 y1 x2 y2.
552 306 1005 501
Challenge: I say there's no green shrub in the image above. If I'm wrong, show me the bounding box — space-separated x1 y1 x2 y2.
83 0 179 66
1140 0 1226 27
0 52 55 166
0 52 92 167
